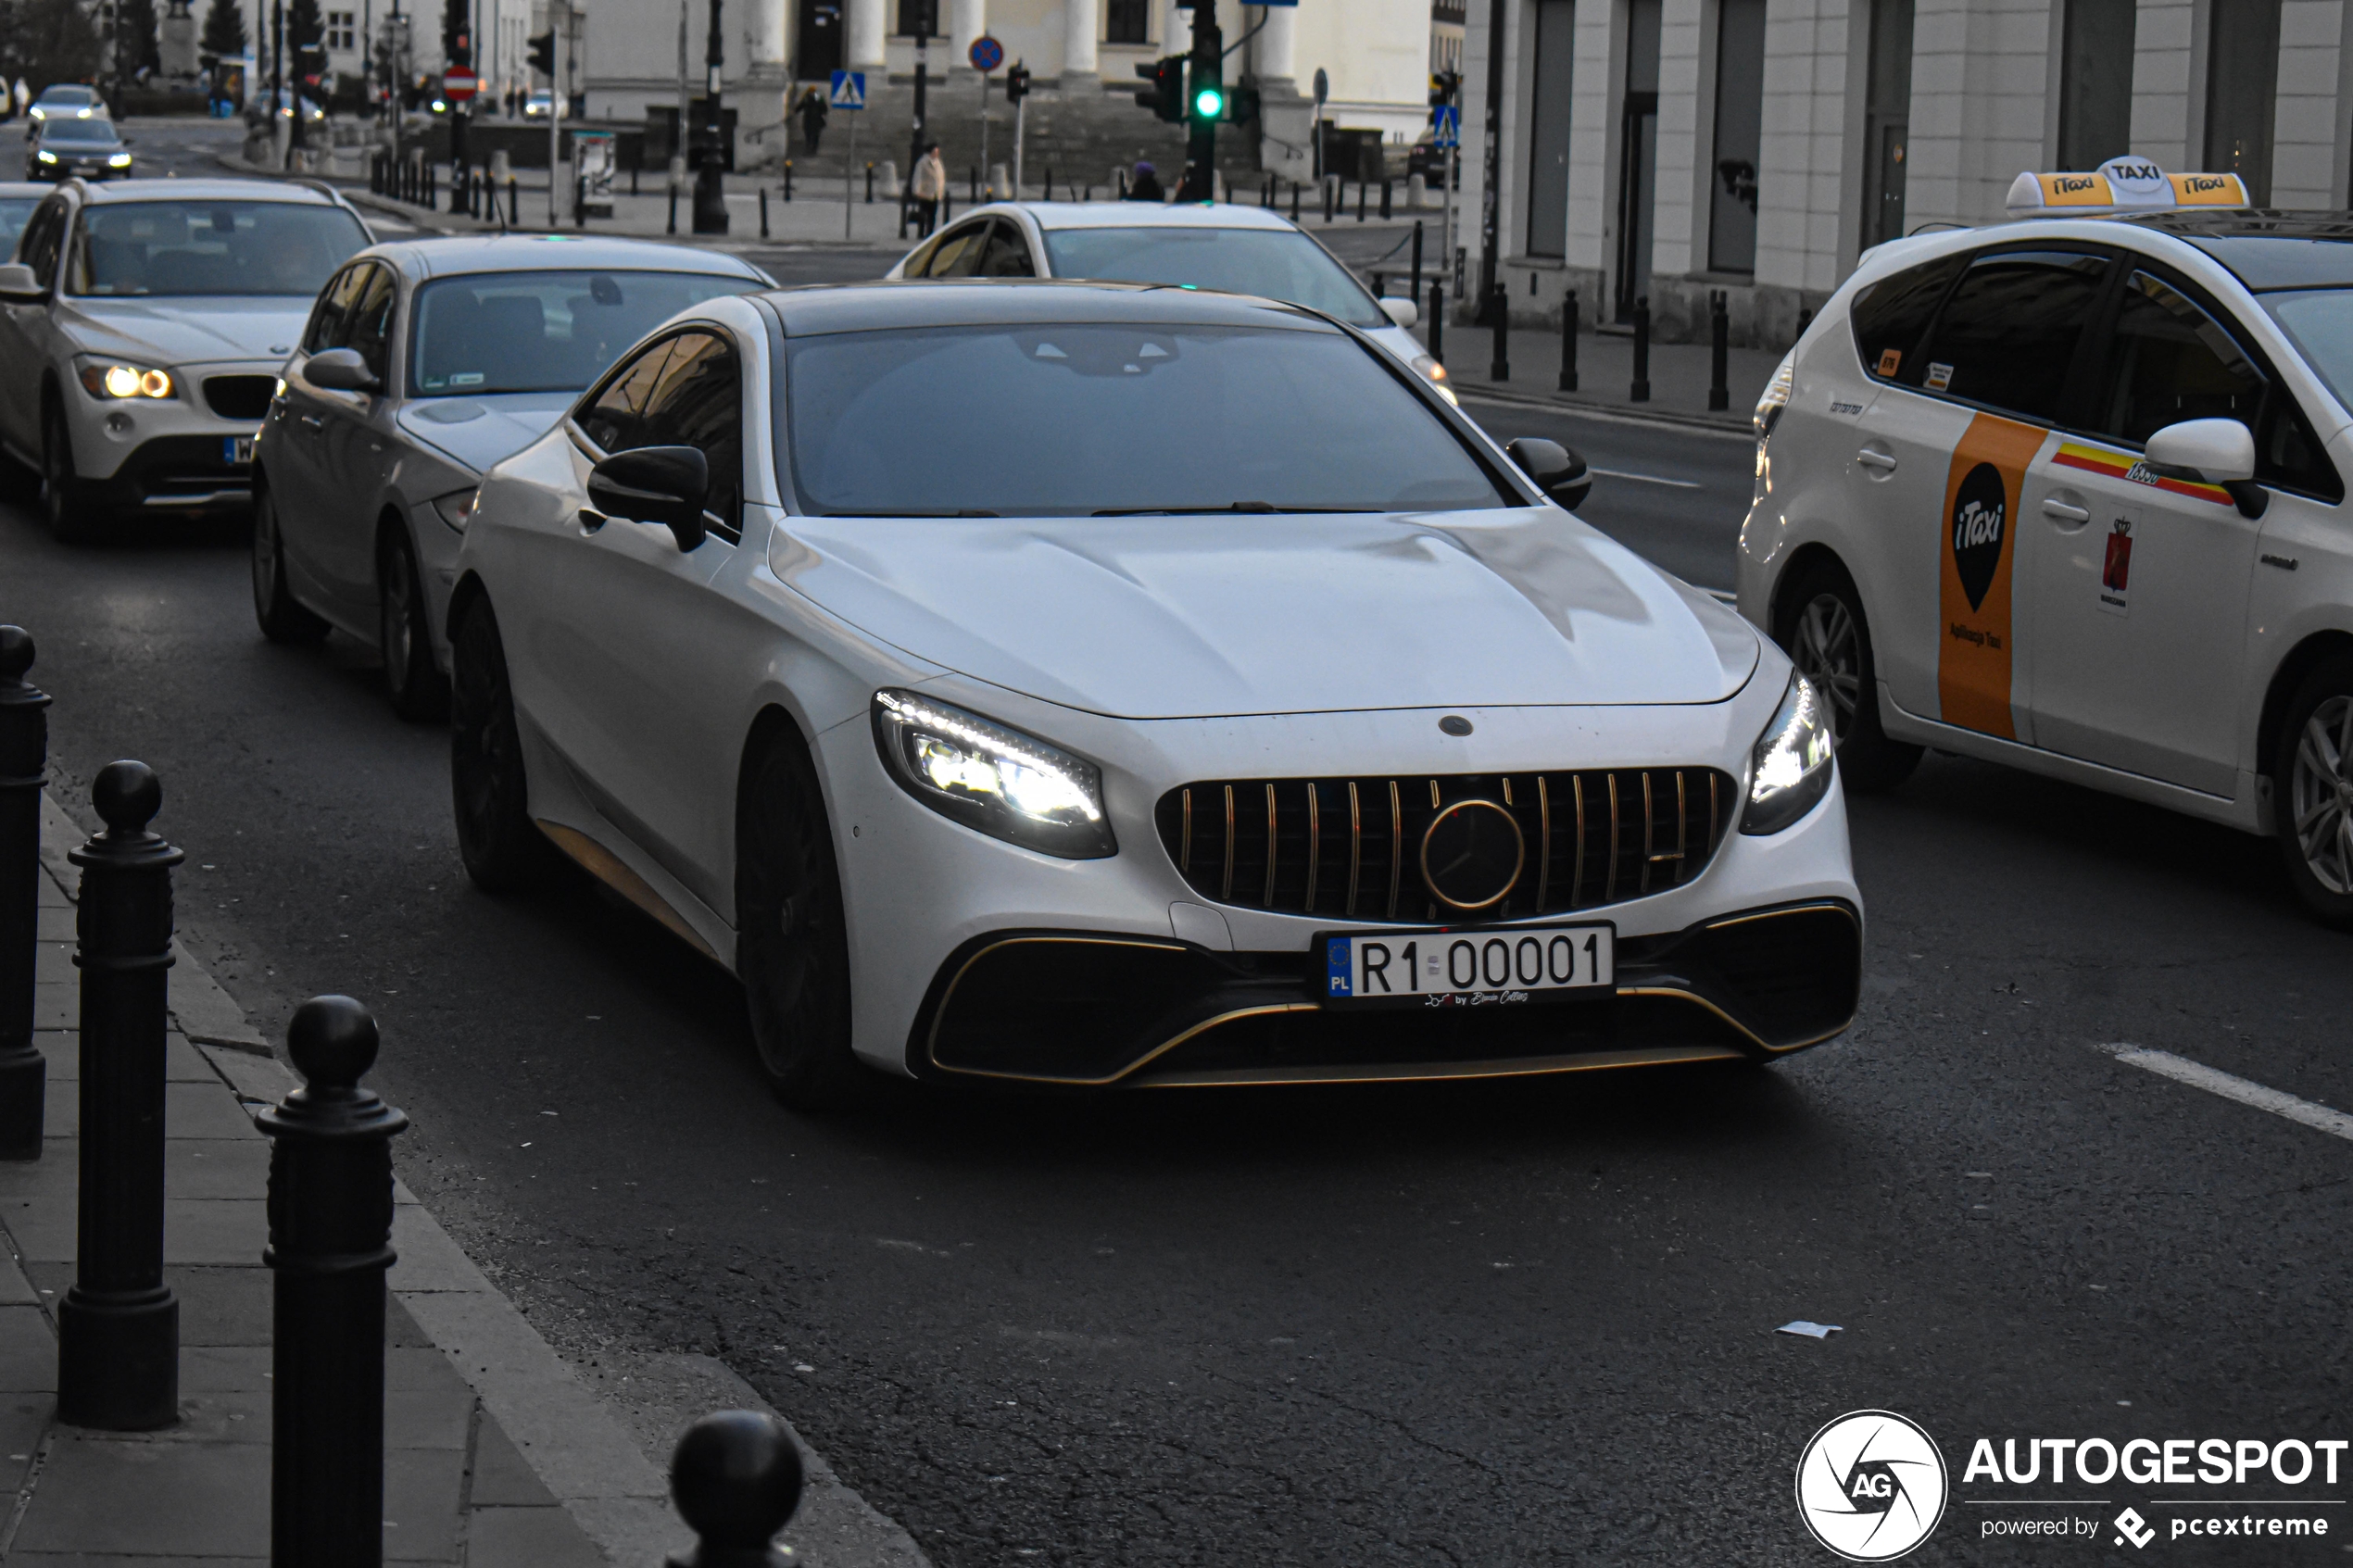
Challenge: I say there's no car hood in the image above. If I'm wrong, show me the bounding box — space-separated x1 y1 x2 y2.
62 296 312 367
396 393 575 476
768 508 1761 719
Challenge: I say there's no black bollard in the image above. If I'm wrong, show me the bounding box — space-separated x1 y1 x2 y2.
259 996 408 1568
1559 288 1579 393
1410 220 1424 302
1380 178 1391 220
668 186 678 234
866 162 875 202
1357 180 1366 221
1797 305 1815 337
759 187 770 238
1489 282 1509 382
784 159 793 202
509 176 521 228
667 1411 804 1568
969 167 978 206
1708 290 1730 411
0 627 48 1160
1290 181 1300 222
1428 279 1444 368
57 760 181 1431
1630 295 1652 403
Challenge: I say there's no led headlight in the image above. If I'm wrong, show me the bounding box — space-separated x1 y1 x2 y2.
872 688 1115 859
34 150 54 163
77 359 174 399
107 152 132 168
1741 672 1835 835
1409 353 1458 407
430 487 478 531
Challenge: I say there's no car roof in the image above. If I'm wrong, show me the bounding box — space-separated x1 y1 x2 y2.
1000 201 1300 234
762 277 1336 335
72 177 343 206
2110 208 2353 291
0 183 51 197
35 86 97 100
359 232 769 281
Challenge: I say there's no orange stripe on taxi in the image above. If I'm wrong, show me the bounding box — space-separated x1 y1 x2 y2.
2053 441 2233 505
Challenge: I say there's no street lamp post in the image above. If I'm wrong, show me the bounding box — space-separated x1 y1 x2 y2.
690 0 727 232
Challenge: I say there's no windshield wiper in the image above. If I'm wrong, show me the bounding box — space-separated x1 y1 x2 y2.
1090 501 1361 516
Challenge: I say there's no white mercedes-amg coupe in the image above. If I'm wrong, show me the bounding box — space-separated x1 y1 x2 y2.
447 280 1862 1108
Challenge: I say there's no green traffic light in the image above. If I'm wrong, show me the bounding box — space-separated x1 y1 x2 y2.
1194 86 1223 118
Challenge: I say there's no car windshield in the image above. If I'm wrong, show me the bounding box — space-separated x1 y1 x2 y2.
1038 227 1388 329
42 119 120 146
0 199 40 256
36 89 96 107
2259 289 2353 413
782 321 1505 517
410 269 757 395
67 201 366 296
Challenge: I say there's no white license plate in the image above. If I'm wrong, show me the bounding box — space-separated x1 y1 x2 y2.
223 436 255 464
1322 923 1615 1009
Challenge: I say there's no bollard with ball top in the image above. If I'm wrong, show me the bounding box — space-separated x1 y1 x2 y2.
57 760 182 1430
259 996 407 1568
667 1410 805 1568
0 626 50 1160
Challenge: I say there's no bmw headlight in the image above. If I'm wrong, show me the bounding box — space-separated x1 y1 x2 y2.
77 359 174 399
1741 673 1835 835
872 688 1115 859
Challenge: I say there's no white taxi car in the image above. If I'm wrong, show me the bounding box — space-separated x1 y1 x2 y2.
1739 172 2353 923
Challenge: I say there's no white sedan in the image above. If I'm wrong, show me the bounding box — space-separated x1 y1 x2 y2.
448 280 1861 1107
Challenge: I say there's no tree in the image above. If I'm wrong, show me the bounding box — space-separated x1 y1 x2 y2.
117 0 161 76
0 0 104 90
285 0 321 51
440 0 467 66
198 0 245 63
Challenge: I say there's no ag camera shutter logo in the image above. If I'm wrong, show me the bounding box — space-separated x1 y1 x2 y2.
1796 1410 1949 1561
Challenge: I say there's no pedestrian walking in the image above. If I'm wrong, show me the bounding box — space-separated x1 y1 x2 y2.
911 142 947 236
1124 159 1164 202
798 87 828 158
11 82 26 119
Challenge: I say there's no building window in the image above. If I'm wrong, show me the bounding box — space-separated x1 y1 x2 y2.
2057 0 2134 169
1708 0 1764 272
1104 0 1148 44
1524 0 1574 258
896 0 942 39
1860 0 1913 249
2205 0 2281 204
326 9 355 49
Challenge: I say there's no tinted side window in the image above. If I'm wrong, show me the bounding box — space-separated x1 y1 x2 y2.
978 222 1034 278
344 264 396 381
1917 249 2111 422
923 223 990 279
22 202 66 290
635 332 741 537
303 265 366 353
2095 272 2264 442
577 337 682 453
1850 252 1964 383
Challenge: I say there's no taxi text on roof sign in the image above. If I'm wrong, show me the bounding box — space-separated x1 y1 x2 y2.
2004 156 2248 216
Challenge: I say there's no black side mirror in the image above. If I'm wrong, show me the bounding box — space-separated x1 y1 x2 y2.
304 345 378 393
587 445 709 551
1505 436 1592 511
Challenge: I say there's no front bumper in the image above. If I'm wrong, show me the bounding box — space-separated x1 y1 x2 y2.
911 900 1862 1087
30 160 128 182
62 365 278 510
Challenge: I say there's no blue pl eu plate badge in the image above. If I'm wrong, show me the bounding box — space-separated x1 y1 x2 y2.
1326 937 1353 998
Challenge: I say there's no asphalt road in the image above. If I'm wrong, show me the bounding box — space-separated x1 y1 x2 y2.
7 120 2348 1563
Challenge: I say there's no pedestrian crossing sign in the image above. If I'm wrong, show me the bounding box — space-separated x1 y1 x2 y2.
829 69 865 109
1433 105 1459 147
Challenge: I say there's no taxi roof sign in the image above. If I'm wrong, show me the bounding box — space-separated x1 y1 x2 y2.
2006 157 2248 216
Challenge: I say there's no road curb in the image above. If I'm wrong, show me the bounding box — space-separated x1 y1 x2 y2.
34 788 931 1568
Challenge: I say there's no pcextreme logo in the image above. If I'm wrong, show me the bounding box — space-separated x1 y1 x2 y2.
1796 1410 1950 1561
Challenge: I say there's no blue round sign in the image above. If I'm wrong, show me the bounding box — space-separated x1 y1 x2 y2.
968 34 1003 71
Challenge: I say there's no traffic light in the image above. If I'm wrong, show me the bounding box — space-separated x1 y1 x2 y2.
1429 69 1460 108
1133 56 1182 122
526 31 556 79
1188 56 1223 122
1005 60 1030 104
1225 82 1259 124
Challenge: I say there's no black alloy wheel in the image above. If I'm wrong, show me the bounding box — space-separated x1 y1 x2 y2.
1776 561 1921 792
736 730 871 1110
378 527 447 721
249 484 329 644
449 596 556 893
2273 652 2353 928
41 396 97 546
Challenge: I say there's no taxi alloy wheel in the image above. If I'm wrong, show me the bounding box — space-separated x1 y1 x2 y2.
736 730 871 1111
1776 563 1919 792
449 596 556 894
1792 594 1862 734
2278 656 2353 925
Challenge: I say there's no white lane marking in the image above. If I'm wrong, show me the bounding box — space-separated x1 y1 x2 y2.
2094 1042 2353 1143
1590 466 1704 489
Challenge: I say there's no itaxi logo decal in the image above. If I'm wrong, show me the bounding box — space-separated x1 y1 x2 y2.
1796 1411 1949 1561
1935 414 2041 739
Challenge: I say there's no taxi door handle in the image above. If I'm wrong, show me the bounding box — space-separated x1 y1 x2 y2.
1856 448 1897 472
2042 498 2091 526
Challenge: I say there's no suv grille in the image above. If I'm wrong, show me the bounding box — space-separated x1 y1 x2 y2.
1153 769 1736 924
203 375 276 420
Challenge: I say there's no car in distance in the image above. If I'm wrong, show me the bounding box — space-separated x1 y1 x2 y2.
447 280 1862 1109
28 117 132 182
887 202 1452 397
252 234 773 720
1740 199 2353 924
0 178 372 543
27 85 106 124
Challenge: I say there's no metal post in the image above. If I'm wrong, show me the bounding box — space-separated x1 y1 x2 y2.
1356 180 1365 221
1428 279 1444 368
845 116 857 240
1558 288 1578 392
667 1411 804 1568
1476 0 1505 318
668 184 678 232
1380 178 1391 220
866 161 875 202
1290 181 1299 222
783 159 792 201
1708 290 1730 411
1630 295 1652 402
0 628 47 1160
1410 220 1423 301
1488 282 1508 382
1013 94 1025 196
508 174 520 226
691 0 729 233
57 761 181 1432
759 185 769 236
259 996 408 1568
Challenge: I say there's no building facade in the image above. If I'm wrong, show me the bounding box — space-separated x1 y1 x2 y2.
1464 0 2353 346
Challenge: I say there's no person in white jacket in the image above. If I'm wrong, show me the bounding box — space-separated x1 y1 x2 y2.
910 143 946 237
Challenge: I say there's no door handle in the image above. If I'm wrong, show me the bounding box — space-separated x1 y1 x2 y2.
296 413 324 432
1856 448 1897 472
2041 498 2090 525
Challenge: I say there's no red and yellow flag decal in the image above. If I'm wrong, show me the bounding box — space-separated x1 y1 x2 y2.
1937 414 2044 737
2052 439 2233 505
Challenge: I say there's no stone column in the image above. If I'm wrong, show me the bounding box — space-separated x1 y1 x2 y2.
953 0 988 64
848 0 887 68
1255 0 1294 88
1064 0 1099 81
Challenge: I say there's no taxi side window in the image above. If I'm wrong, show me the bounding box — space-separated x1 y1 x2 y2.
2096 272 2263 442
1850 253 1964 383
1913 249 2110 424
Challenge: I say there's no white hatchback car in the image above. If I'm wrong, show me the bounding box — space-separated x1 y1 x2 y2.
1738 209 2353 923
450 281 1860 1107
886 201 1450 395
